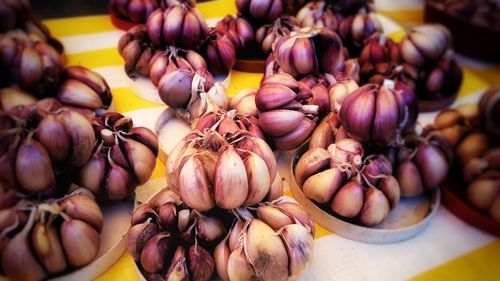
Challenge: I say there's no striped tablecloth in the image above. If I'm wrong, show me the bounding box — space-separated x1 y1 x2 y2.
41 0 500 280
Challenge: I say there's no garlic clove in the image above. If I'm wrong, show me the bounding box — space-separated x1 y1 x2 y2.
140 232 175 273
178 155 215 211
0 87 37 111
165 246 188 281
466 179 500 211
255 84 297 112
214 146 249 209
237 136 277 181
158 203 178 230
242 151 271 206
245 219 289 281
379 175 401 209
228 220 244 252
489 195 500 221
177 209 191 234
123 138 156 184
303 168 345 204
79 152 107 195
188 245 215 281
309 119 334 149
359 187 390 226
339 85 376 142
2 214 47 281
274 118 316 150
56 79 104 109
292 38 315 75
195 215 226 242
158 69 192 109
35 114 70 161
294 147 331 185
266 172 285 201
227 245 257 281
256 205 293 230
331 180 364 218
276 201 315 237
61 219 100 268
58 109 96 166
214 239 230 281
258 110 305 137
128 219 160 261
415 142 449 188
106 164 134 200
280 224 314 280
131 203 158 225
32 222 67 274
128 127 159 157
397 160 424 197
59 194 104 232
455 132 490 165
15 138 55 192
484 148 500 170
372 86 398 144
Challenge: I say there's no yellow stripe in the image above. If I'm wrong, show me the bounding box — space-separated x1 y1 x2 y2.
458 67 490 97
44 15 117 38
410 240 500 281
377 9 424 25
96 253 138 281
111 87 164 113
198 0 237 19
66 48 123 69
466 67 500 87
227 70 263 96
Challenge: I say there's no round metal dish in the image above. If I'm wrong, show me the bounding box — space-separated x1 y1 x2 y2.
290 143 441 244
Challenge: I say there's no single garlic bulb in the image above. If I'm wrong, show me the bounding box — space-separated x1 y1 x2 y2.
147 5 208 50
0 99 96 196
0 35 63 96
255 16 300 54
118 24 156 77
214 196 315 281
273 27 346 78
109 0 159 23
296 139 400 226
255 73 319 150
148 47 207 86
0 188 103 281
79 112 158 200
167 129 278 211
128 189 223 281
215 15 255 51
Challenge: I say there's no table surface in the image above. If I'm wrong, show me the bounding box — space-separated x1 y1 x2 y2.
38 0 500 280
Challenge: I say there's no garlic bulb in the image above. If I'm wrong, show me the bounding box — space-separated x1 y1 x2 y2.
338 9 381 56
214 196 315 281
0 35 63 96
255 16 300 54
199 28 236 78
339 83 418 145
118 24 156 77
149 46 207 86
273 27 346 78
167 129 278 211
110 0 159 23
215 15 255 51
55 66 113 114
0 188 104 280
236 0 284 24
400 24 451 68
0 99 96 195
255 73 319 150
128 189 219 281
79 112 158 200
147 5 208 50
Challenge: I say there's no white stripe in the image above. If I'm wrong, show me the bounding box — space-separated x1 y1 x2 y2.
91 66 130 89
60 30 125 55
59 17 222 55
300 207 495 281
374 0 423 10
